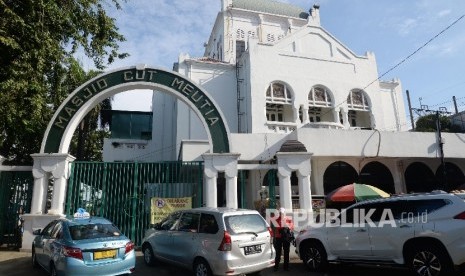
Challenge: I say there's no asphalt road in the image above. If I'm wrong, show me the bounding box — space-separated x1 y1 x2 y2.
0 248 423 276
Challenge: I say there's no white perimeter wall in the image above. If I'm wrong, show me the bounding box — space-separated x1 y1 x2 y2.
230 128 465 160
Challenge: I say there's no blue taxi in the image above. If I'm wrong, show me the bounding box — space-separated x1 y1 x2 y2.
31 209 135 276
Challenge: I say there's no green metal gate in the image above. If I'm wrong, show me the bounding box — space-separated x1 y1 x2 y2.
66 161 203 246
0 170 33 248
267 169 277 209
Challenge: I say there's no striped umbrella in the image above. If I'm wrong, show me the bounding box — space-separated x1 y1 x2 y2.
326 183 390 202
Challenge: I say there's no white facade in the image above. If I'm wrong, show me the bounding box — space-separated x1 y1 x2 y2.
103 0 465 209
174 0 407 141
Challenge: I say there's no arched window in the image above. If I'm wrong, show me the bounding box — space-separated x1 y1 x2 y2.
405 162 438 193
435 162 465 192
346 89 371 128
323 161 358 194
359 161 395 194
303 86 333 124
309 86 332 107
266 82 293 122
266 82 291 103
347 89 370 111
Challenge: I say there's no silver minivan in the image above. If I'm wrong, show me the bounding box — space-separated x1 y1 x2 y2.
141 207 275 276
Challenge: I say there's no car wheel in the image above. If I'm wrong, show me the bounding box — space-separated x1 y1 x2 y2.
142 244 156 266
301 241 328 272
32 247 39 268
409 245 453 276
49 263 57 276
194 258 212 276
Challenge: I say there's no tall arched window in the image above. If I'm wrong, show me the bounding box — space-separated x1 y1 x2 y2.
266 82 293 122
347 89 370 111
266 82 291 103
304 86 334 124
309 86 332 107
346 89 371 128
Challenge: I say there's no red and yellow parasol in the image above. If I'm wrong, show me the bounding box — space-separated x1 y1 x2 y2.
326 183 390 202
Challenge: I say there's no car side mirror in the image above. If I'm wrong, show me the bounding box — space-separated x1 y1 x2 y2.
153 223 161 230
32 229 42 235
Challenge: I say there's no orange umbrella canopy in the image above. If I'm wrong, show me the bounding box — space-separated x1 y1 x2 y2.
326 183 390 202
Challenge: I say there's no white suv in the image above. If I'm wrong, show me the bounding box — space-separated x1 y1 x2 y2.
141 207 274 276
295 192 465 276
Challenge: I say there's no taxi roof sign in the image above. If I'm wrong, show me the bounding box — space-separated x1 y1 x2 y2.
73 208 90 219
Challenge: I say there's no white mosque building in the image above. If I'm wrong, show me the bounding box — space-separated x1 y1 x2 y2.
103 0 465 210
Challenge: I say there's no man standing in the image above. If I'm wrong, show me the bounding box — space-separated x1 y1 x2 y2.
271 207 294 271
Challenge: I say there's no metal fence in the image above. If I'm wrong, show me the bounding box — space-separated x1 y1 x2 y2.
0 170 33 248
66 161 204 246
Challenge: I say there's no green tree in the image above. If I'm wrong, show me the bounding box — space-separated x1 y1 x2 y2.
415 114 461 133
0 0 128 164
61 58 112 161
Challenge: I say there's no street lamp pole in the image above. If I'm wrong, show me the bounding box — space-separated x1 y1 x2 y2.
435 110 447 190
412 106 450 190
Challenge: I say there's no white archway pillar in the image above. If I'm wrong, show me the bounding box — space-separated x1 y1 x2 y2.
298 172 312 211
30 170 47 214
22 154 74 251
203 153 240 208
50 175 70 215
225 175 238 209
30 153 75 215
277 170 292 210
203 167 218 208
276 152 313 212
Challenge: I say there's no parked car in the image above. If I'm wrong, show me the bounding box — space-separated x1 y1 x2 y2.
32 212 135 276
141 207 275 276
295 191 465 276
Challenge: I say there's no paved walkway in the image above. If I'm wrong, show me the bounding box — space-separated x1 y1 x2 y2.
0 248 304 276
0 248 417 276
0 249 29 262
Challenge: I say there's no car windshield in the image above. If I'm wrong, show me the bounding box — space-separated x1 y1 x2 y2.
69 223 121 240
225 214 267 235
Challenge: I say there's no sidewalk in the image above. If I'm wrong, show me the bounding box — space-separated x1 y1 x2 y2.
0 248 303 276
0 248 415 276
0 248 30 262
0 248 300 262
0 247 300 263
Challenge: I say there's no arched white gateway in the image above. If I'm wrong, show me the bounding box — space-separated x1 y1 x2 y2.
41 65 231 154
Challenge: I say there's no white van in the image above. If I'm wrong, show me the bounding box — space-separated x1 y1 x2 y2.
141 207 275 276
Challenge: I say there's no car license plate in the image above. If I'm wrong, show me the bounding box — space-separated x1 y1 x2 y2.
94 249 117 260
244 245 261 255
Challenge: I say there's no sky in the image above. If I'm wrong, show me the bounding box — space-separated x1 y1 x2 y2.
91 0 465 128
